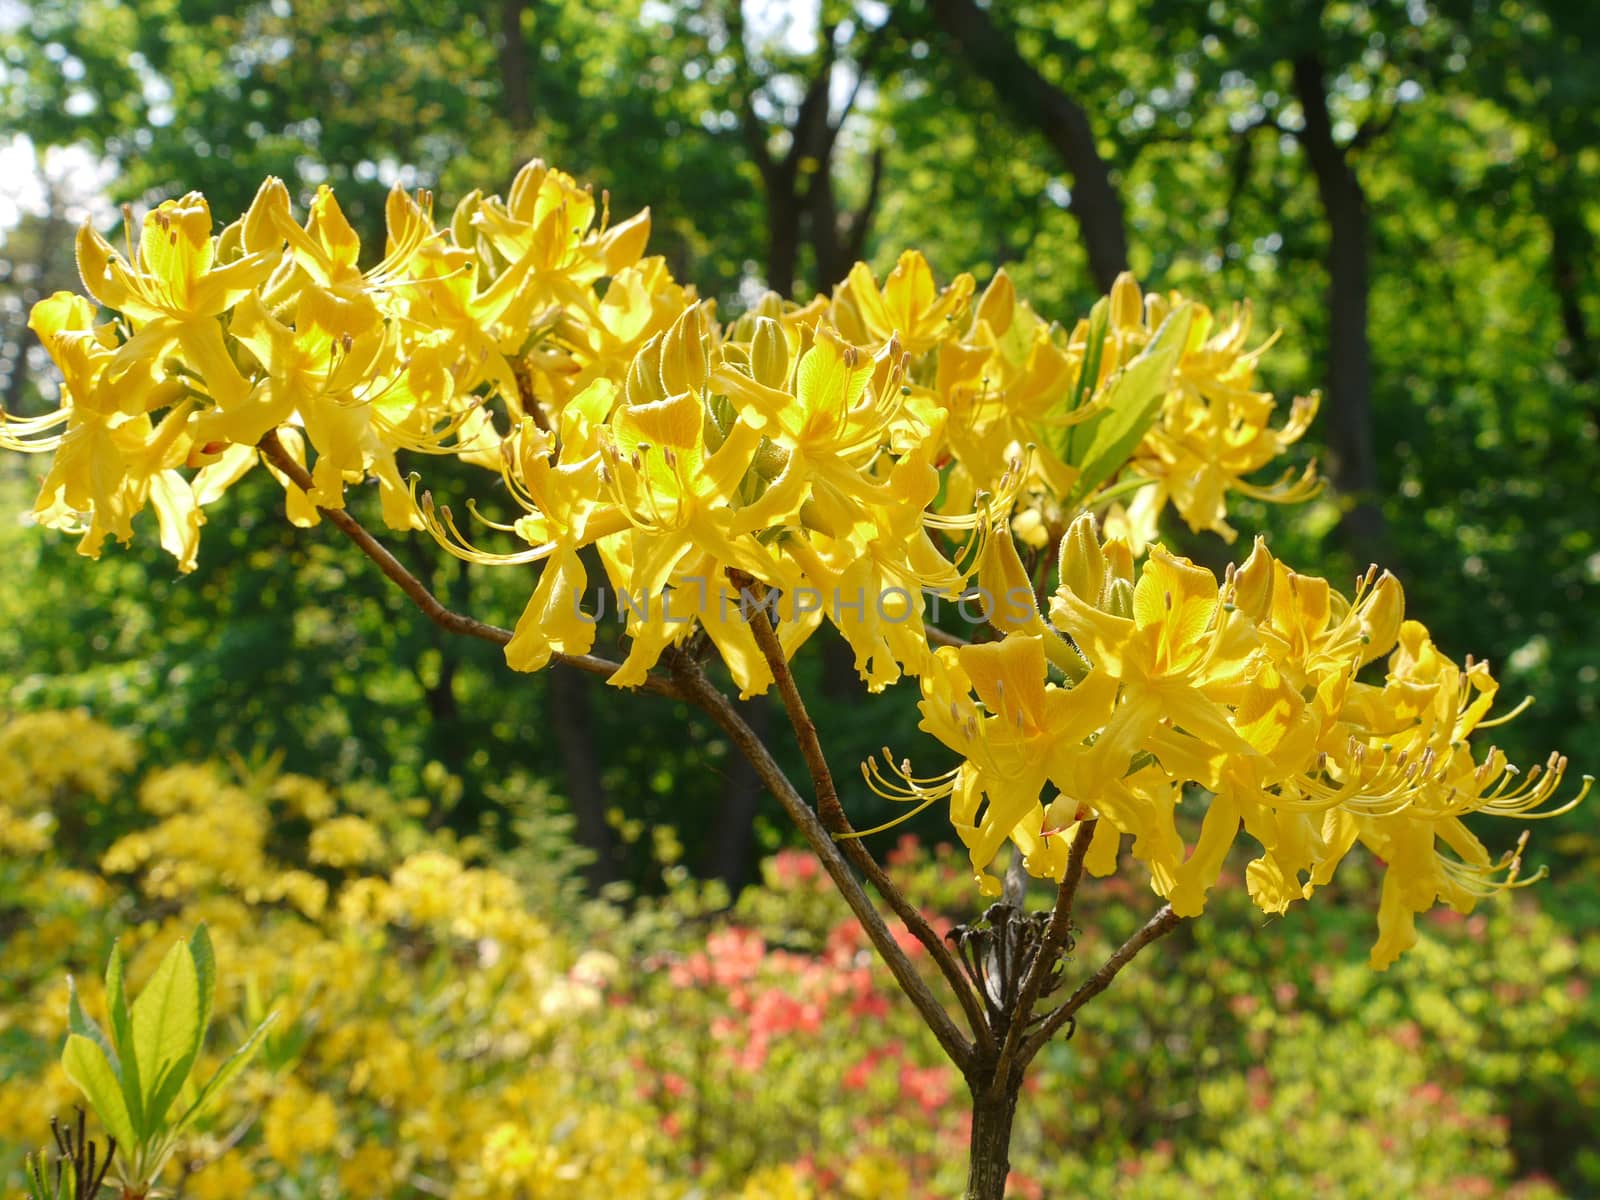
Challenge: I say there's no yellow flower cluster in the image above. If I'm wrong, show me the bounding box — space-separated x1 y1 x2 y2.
892 515 1588 966
7 161 1309 696
3 160 1583 965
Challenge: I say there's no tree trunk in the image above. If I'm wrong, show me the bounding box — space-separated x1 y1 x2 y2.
703 692 771 891
1549 204 1596 385
763 185 801 300
808 143 885 294
549 662 621 889
966 1079 1020 1200
924 0 1129 294
497 0 533 131
1290 52 1388 560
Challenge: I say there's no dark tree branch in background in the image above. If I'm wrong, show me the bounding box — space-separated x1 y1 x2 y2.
496 0 534 132
1289 49 1390 559
918 0 1130 293
550 661 622 887
705 691 772 891
1548 200 1597 386
841 142 886 267
1350 104 1400 151
727 3 892 296
1217 115 1283 259
726 1 835 296
805 19 891 291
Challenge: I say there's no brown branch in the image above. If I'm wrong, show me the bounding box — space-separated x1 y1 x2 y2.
989 818 1097 1094
664 645 974 1069
791 23 840 174
1218 115 1281 256
1350 104 1399 152
1289 49 1388 560
724 0 778 184
922 0 1129 293
1021 903 1181 1064
727 569 994 1055
818 15 891 164
841 142 886 265
254 430 679 699
497 0 534 132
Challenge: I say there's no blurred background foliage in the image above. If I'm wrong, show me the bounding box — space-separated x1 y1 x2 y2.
0 1 1596 892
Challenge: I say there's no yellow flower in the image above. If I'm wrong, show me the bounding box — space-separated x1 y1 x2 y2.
875 634 1118 893
339 1142 399 1195
185 1152 257 1200
831 249 975 356
1131 293 1321 540
76 193 276 411
16 293 216 567
1051 516 1263 788
79 192 278 324
263 1086 340 1164
309 815 387 869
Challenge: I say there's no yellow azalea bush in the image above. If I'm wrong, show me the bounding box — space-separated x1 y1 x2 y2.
2 158 1588 1194
0 720 682 1197
2 713 1592 1198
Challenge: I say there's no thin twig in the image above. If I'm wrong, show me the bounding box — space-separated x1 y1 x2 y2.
1020 904 1182 1065
665 646 974 1070
990 818 1097 1093
254 430 679 699
926 625 972 649
727 569 994 1055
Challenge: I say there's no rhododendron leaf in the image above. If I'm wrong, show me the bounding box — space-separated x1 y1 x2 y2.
68 974 118 1073
1068 303 1193 502
63 1034 136 1148
174 1012 277 1136
130 937 202 1132
190 924 217 1047
104 943 145 1137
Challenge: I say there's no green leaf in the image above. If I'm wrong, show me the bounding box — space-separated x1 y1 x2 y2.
130 938 203 1133
190 924 217 1045
62 1034 136 1148
172 1012 277 1137
1050 300 1110 467
1067 303 1194 503
67 974 118 1074
104 943 144 1139
139 928 217 1145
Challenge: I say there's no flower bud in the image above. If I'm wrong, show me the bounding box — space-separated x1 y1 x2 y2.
1232 536 1275 622
749 316 789 390
1058 512 1105 604
1105 577 1136 620
974 268 1016 334
658 306 708 395
627 334 666 405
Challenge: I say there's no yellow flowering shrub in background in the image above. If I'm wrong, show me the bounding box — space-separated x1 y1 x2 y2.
2 709 1596 1196
0 711 675 1198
